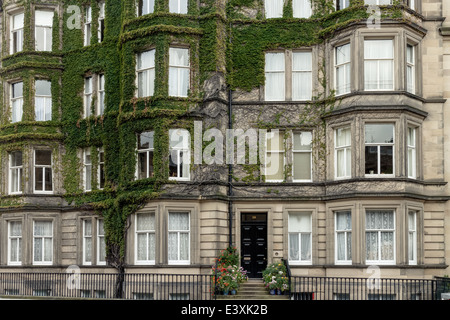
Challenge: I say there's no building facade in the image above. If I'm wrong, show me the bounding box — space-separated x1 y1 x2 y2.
0 0 449 290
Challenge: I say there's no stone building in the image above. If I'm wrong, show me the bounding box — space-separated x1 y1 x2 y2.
0 0 449 296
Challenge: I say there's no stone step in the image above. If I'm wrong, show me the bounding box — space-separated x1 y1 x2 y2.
215 279 290 300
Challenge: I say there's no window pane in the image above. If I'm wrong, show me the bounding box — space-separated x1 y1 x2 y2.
292 0 312 18
336 127 351 147
365 124 394 144
12 82 23 98
293 132 312 151
265 0 283 18
36 80 52 96
35 150 52 165
11 151 23 167
292 52 312 71
35 10 54 26
35 221 52 236
336 43 350 65
169 48 189 67
169 0 187 14
169 212 189 231
380 146 393 174
265 52 284 72
293 152 311 180
137 213 155 231
336 211 351 230
289 233 299 260
364 40 393 59
266 152 284 180
13 13 24 28
266 131 284 151
365 146 378 174
139 131 154 149
288 212 311 232
137 50 155 70
292 72 312 100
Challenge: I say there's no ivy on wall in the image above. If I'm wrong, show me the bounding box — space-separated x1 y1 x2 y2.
0 0 408 270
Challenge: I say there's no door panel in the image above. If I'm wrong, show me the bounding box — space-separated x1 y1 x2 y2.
241 213 267 278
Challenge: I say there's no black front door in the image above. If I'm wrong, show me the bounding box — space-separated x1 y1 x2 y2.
241 213 267 278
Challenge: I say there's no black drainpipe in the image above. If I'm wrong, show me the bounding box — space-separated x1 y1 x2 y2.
228 87 233 247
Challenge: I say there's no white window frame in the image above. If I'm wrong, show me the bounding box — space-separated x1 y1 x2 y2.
97 219 106 265
97 74 105 116
136 131 154 180
98 2 105 43
137 0 155 16
98 147 105 190
84 6 92 46
169 129 191 181
83 148 92 191
292 131 312 182
82 219 93 265
265 130 285 182
9 151 23 195
335 43 351 96
288 211 312 265
335 211 352 265
33 149 53 194
84 76 93 117
364 123 395 177
11 82 23 123
335 126 351 179
35 10 54 52
168 47 190 97
169 0 188 14
365 210 396 265
136 50 155 98
364 39 394 91
264 52 285 101
406 44 415 94
408 210 417 265
8 220 22 266
292 51 312 101
407 127 417 179
32 220 53 265
35 79 52 121
135 212 156 265
10 12 24 54
168 212 190 265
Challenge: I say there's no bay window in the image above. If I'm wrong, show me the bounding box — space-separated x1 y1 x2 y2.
265 130 285 182
169 47 190 97
335 43 351 96
9 151 23 194
135 212 156 264
33 220 53 265
35 10 54 51
292 131 312 181
34 150 53 193
10 12 24 54
364 39 394 90
169 129 190 180
8 221 22 265
35 80 52 121
288 212 312 264
365 210 395 264
11 82 23 123
168 212 190 264
335 211 352 264
335 126 351 179
137 50 155 98
364 123 394 176
137 131 154 179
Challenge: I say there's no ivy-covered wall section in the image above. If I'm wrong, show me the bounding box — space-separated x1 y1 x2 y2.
0 0 414 270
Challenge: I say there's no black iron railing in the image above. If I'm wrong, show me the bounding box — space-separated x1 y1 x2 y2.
289 275 450 300
0 272 215 300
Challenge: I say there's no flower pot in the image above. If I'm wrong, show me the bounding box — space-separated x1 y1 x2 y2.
277 289 282 295
269 289 276 295
223 290 229 295
231 289 236 295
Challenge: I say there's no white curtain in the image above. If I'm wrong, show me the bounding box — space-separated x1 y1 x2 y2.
84 220 92 263
34 221 52 262
9 221 22 262
98 220 106 263
169 48 189 97
364 40 393 90
406 45 414 93
288 212 311 261
265 52 285 101
35 11 54 51
169 0 188 14
265 0 283 18
12 99 23 123
293 0 312 18
137 50 155 97
292 52 312 100
335 44 351 95
335 127 351 178
168 212 189 262
137 213 155 261
142 0 155 15
366 211 394 262
12 13 24 53
336 211 351 261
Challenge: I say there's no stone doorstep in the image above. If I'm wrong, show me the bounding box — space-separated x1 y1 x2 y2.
216 279 290 300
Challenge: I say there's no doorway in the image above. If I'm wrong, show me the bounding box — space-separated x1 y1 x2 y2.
241 213 267 278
